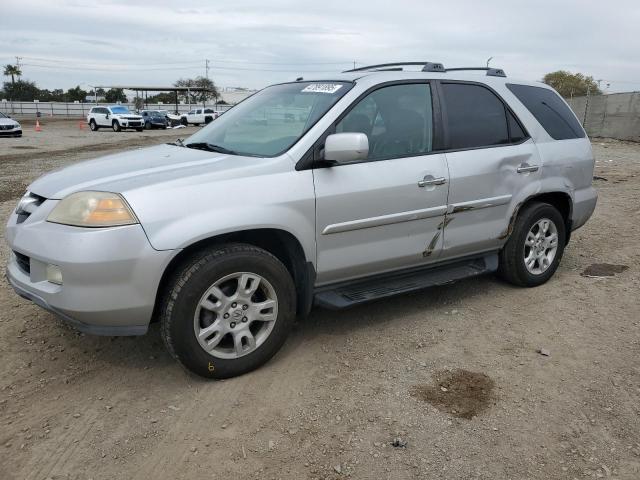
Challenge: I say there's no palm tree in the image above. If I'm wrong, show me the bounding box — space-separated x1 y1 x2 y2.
3 64 22 87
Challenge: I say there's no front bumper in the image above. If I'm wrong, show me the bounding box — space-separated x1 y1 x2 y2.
0 127 22 136
5 199 176 335
121 120 143 128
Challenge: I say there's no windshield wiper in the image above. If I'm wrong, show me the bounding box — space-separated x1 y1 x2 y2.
167 138 185 147
185 142 237 155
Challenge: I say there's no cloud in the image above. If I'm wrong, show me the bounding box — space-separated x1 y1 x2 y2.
1 0 639 92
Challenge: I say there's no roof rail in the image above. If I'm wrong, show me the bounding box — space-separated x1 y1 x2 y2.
343 62 445 73
445 67 507 77
342 62 506 77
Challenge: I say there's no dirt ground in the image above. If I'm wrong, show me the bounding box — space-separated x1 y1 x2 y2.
0 121 639 479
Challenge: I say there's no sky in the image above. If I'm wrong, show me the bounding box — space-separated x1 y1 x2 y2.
1 0 639 93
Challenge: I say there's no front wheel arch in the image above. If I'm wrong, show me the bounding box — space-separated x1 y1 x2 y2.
151 228 313 324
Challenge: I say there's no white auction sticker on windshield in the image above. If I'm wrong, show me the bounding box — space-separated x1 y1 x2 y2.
301 83 343 94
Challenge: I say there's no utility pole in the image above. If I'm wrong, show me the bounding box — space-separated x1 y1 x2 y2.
353 60 356 70
15 56 22 68
486 56 493 68
205 59 210 80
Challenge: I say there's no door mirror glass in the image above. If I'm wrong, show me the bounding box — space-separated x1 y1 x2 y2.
324 133 369 163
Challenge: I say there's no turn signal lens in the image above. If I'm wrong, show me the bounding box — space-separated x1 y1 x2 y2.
47 191 138 227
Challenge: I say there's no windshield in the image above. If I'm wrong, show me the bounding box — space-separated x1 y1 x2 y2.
184 81 352 157
110 106 130 114
0 112 7 119
146 110 164 117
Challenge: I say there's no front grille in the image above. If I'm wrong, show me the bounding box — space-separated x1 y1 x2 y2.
14 251 30 275
16 192 46 224
0 124 15 130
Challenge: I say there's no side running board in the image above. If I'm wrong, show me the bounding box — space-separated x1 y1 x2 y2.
314 253 498 309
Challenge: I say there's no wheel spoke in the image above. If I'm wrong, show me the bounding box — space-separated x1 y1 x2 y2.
545 233 558 248
238 273 261 297
526 256 536 270
540 219 549 233
252 299 277 322
525 232 536 247
198 321 226 350
233 330 256 355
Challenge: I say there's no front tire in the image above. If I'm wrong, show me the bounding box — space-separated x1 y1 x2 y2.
498 202 566 287
160 244 296 379
89 119 98 131
112 120 121 132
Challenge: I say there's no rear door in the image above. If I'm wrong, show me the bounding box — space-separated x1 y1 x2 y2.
437 81 541 259
313 82 450 285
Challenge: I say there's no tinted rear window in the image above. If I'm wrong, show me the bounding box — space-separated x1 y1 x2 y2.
506 84 585 140
441 83 509 149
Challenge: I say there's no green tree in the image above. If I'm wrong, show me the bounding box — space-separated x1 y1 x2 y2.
146 92 178 104
38 88 65 101
65 85 88 102
3 64 22 86
105 88 127 103
174 76 219 104
2 79 39 101
542 71 602 97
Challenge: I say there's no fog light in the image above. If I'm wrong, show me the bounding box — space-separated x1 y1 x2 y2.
46 264 63 285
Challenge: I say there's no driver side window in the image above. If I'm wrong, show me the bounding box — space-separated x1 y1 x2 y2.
335 83 433 161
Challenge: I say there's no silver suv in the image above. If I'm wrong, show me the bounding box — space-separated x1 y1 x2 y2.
6 62 597 378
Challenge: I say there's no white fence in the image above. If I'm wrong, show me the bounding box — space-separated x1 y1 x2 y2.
0 101 233 118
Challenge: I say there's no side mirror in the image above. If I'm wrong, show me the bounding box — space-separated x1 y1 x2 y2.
324 133 369 164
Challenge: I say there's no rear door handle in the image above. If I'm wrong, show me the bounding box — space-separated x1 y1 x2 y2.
418 176 447 187
517 165 539 174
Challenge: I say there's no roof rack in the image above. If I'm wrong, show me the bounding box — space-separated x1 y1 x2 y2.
343 62 445 73
342 62 506 77
445 67 506 77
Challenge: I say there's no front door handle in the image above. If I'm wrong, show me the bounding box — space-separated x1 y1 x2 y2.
418 176 447 187
517 164 539 174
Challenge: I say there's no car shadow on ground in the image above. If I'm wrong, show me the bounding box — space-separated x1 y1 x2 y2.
39 274 508 381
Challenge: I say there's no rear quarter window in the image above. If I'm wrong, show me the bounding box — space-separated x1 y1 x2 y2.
506 84 585 140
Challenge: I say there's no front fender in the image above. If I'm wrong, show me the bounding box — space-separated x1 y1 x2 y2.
124 168 317 265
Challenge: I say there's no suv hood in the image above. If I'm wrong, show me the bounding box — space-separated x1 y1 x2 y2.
28 144 279 199
0 118 19 126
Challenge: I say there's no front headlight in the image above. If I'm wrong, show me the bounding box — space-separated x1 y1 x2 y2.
47 191 138 227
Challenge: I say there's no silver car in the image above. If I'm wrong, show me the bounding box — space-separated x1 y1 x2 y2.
0 112 22 137
6 62 597 378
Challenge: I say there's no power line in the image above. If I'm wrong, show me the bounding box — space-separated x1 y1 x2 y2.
15 55 354 68
20 62 342 73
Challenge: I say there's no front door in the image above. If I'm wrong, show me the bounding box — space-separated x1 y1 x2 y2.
313 82 450 285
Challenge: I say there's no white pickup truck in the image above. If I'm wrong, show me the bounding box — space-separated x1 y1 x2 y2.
180 108 219 126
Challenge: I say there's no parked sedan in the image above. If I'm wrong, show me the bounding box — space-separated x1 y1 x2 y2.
0 112 22 137
140 110 168 130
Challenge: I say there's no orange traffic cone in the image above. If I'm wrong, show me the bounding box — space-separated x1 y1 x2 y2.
35 119 42 132
78 120 85 130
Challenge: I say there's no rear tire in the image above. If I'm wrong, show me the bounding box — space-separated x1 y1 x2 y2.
112 121 121 132
498 202 566 287
160 244 296 379
181 118 188 126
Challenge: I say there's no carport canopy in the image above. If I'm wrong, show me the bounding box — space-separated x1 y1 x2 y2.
93 85 216 113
